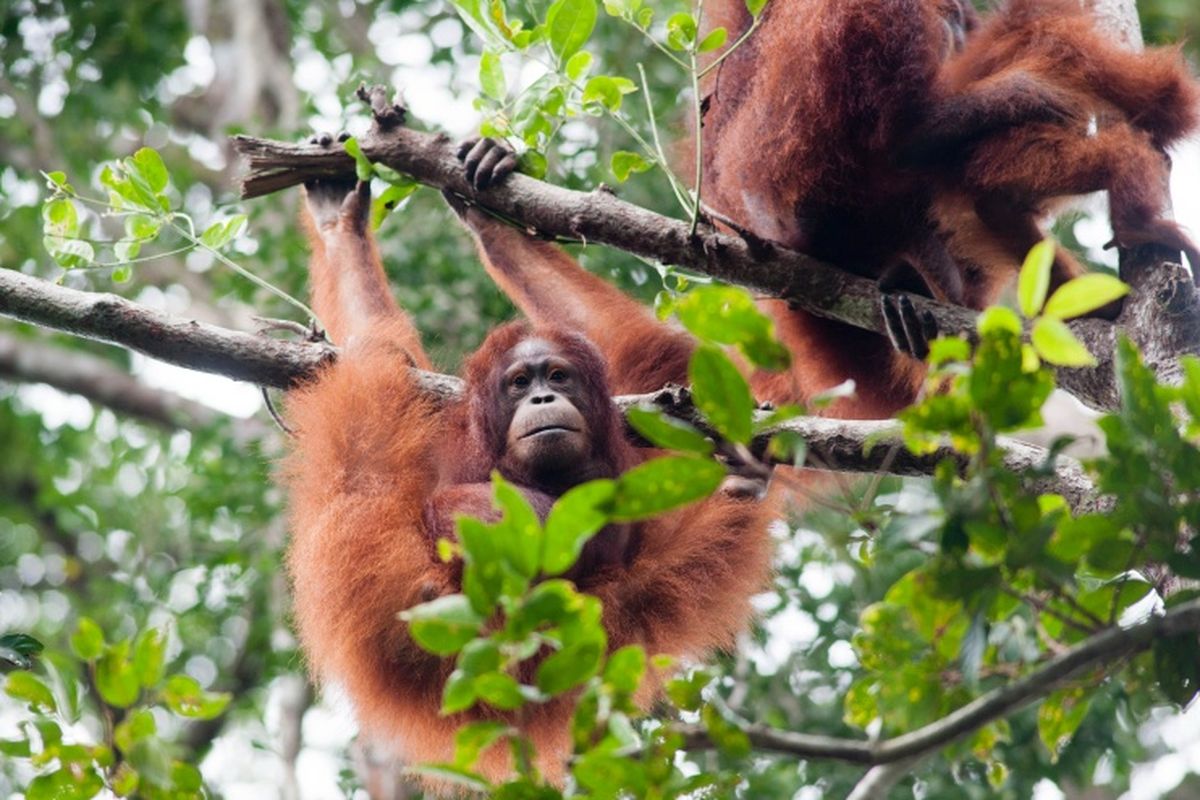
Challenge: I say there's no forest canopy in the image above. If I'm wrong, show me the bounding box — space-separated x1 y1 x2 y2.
2 1 1200 799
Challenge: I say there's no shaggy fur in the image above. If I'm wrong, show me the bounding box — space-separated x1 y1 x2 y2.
283 184 775 781
918 0 1200 301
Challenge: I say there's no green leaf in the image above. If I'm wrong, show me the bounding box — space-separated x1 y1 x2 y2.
442 669 479 714
536 639 604 695
697 26 728 53
689 344 754 444
401 594 485 655
200 215 247 250
4 671 56 711
603 646 646 694
665 669 711 711
0 738 31 757
70 618 104 661
1042 273 1130 321
45 237 96 269
767 430 807 466
1018 239 1054 317
343 137 374 182
458 639 502 677
479 50 507 100
702 704 751 757
666 12 697 50
565 51 593 80
1037 687 1092 760
454 721 510 769
626 406 714 454
133 629 166 689
458 517 504 615
474 671 525 710
610 150 652 183
371 182 419 230
130 148 169 194
745 0 768 17
173 762 203 792
1032 317 1097 367
114 708 157 753
162 674 231 719
542 480 617 575
546 0 597 61
610 456 726 521
96 643 140 708
673 285 789 370
113 240 140 263
508 580 579 638
42 198 79 238
976 306 1022 337
581 75 637 112
518 150 547 180
111 265 133 283
0 634 43 658
491 475 543 578
125 214 161 240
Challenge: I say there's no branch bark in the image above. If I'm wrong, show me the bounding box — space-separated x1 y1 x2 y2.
0 332 223 430
230 101 1200 412
673 598 1200 767
0 268 335 390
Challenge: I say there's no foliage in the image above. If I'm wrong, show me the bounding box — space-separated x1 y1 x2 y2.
3 1 1200 799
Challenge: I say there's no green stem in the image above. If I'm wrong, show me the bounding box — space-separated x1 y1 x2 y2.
689 53 703 236
637 63 694 215
696 12 764 80
168 220 318 323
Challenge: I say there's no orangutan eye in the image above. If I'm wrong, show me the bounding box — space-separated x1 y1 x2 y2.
512 374 530 389
549 369 568 383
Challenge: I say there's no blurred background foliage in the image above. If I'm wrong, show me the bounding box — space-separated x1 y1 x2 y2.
1 0 1199 798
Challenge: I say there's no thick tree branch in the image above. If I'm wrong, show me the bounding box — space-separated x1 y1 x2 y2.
0 331 229 431
0 268 334 389
231 97 1200 412
673 598 1200 766
0 269 1098 506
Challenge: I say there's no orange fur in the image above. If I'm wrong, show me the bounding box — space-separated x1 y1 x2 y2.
283 192 776 782
921 0 1200 298
462 1 978 419
694 0 981 417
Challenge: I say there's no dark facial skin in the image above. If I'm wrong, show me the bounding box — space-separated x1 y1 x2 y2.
498 339 595 490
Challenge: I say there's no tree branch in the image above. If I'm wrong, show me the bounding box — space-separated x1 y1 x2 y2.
0 331 232 431
230 96 1200 412
0 268 334 389
0 269 1098 507
673 598 1200 766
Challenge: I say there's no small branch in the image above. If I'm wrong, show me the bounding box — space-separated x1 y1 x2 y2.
671 598 1200 766
0 331 246 433
846 757 930 800
0 268 333 390
232 111 1200 411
